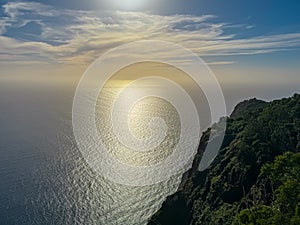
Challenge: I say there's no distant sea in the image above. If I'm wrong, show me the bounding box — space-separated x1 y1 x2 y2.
0 79 183 225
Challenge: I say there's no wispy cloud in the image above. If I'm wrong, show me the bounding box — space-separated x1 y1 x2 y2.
1 1 300 66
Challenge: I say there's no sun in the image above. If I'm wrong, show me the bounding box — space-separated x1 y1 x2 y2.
111 0 149 10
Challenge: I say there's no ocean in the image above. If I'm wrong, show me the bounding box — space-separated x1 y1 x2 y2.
0 78 189 225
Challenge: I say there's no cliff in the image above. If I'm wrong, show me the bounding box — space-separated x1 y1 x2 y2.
149 94 300 225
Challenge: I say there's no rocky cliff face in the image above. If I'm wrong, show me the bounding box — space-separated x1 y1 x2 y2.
149 94 300 225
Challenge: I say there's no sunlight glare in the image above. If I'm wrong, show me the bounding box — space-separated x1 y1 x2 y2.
111 0 149 10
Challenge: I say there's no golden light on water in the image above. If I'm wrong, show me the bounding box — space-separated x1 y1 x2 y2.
93 61 214 171
95 62 183 166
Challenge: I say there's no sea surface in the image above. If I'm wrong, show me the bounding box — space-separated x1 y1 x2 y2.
0 78 188 225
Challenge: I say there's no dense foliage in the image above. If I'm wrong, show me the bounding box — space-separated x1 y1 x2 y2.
149 94 300 225
235 152 300 225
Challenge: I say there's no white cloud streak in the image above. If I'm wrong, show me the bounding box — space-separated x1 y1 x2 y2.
0 1 300 66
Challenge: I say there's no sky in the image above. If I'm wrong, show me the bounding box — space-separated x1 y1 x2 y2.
0 0 300 111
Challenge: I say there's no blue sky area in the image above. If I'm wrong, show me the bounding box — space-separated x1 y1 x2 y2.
1 0 300 63
0 0 299 84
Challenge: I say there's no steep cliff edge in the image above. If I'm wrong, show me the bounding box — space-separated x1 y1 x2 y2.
149 94 300 225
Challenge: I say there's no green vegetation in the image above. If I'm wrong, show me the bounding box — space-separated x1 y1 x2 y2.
149 94 300 225
235 152 300 225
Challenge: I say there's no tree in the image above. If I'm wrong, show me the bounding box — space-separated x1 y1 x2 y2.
235 152 300 225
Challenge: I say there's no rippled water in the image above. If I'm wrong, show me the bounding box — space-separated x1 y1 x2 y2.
0 79 189 225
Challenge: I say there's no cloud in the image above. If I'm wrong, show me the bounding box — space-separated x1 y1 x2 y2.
3 1 56 18
1 1 300 66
